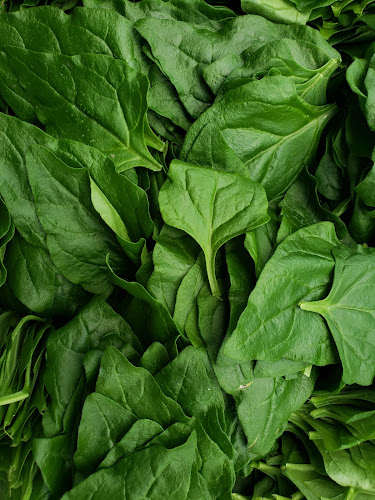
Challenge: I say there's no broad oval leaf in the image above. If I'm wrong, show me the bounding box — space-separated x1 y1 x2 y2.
224 222 340 366
181 76 337 200
4 48 162 171
300 245 375 386
159 160 269 297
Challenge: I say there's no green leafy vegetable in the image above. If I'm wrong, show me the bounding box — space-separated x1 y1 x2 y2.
0 0 374 498
181 76 337 200
300 245 375 386
5 48 163 171
224 223 340 366
159 160 269 296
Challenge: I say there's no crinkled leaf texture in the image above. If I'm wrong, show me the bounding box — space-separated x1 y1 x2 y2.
62 346 235 500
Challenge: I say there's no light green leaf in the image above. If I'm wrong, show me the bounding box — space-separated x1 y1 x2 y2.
86 154 153 263
159 161 269 297
241 0 311 25
244 213 279 278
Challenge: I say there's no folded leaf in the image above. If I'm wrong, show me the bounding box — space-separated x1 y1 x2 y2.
70 346 234 499
219 38 339 105
26 145 126 294
107 260 180 345
147 225 201 314
43 296 140 438
136 14 338 118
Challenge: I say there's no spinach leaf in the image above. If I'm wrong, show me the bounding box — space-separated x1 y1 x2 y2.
181 76 337 200
107 260 180 345
216 38 339 104
0 6 149 120
84 0 235 28
26 145 127 294
278 169 352 244
64 432 199 500
0 115 89 316
300 245 375 385
224 223 340 366
235 372 316 457
0 1 374 498
225 236 256 333
184 123 248 174
65 346 235 499
241 0 311 24
159 160 269 297
148 225 201 314
34 296 139 496
4 48 163 171
315 440 375 494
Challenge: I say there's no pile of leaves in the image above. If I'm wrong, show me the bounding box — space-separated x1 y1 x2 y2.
0 0 375 498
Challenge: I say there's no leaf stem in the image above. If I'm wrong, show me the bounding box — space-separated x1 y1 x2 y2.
291 493 305 500
284 463 316 472
299 300 327 313
252 461 283 477
0 390 29 406
205 250 221 299
308 431 322 441
342 487 357 500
